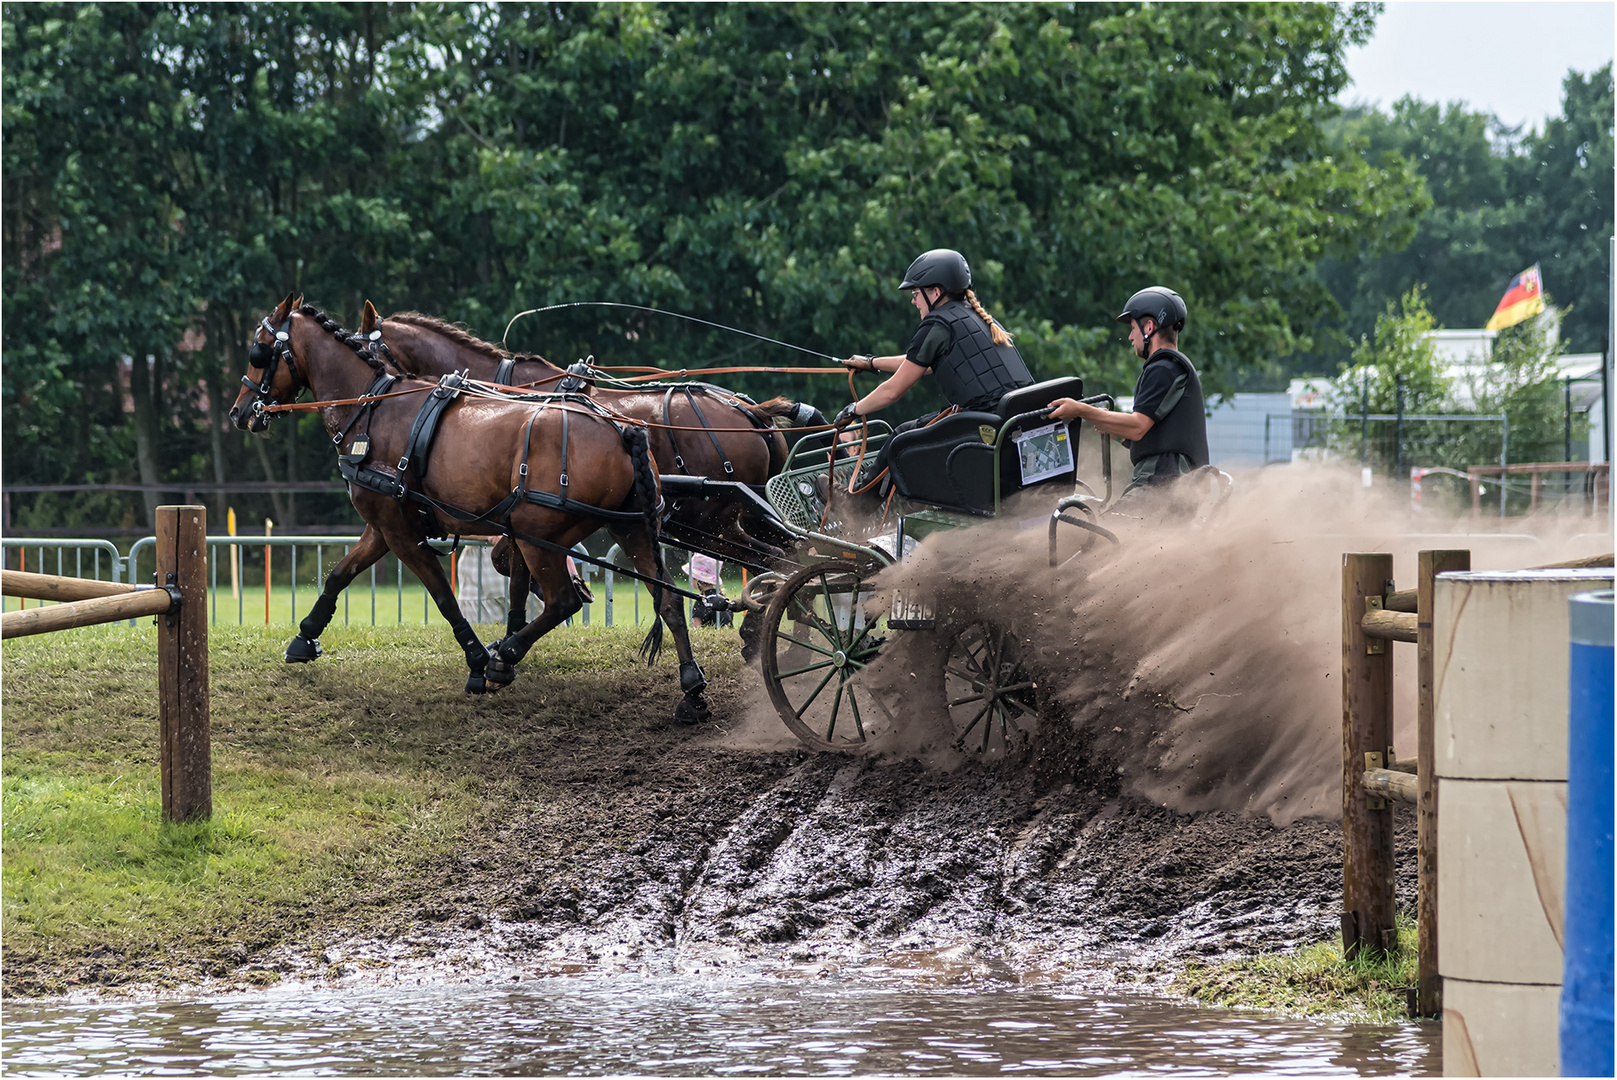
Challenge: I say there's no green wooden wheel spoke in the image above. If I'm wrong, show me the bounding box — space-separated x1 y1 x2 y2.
785 635 840 661
949 692 986 707
816 576 847 648
945 664 986 685
848 683 868 740
955 701 991 743
796 665 838 715
795 606 841 648
778 658 836 680
825 679 846 742
998 680 1036 695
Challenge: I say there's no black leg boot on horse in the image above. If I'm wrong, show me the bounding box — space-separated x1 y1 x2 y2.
285 525 389 662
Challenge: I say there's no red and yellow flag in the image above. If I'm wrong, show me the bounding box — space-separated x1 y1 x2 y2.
1485 264 1545 331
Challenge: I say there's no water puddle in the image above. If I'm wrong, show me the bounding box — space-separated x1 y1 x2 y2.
3 971 1436 1076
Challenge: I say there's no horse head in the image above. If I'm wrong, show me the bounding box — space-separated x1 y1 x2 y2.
229 292 303 433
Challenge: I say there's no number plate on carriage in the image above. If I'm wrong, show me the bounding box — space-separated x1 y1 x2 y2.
888 590 934 630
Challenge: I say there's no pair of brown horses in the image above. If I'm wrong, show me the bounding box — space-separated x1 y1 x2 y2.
229 295 803 722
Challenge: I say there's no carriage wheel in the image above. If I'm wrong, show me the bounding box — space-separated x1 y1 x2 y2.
760 559 897 751
942 621 1040 756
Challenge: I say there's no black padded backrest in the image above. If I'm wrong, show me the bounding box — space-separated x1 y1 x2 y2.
886 411 1004 513
996 376 1085 421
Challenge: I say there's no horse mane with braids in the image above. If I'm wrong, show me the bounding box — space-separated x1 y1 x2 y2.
296 304 392 375
386 311 538 365
388 311 807 422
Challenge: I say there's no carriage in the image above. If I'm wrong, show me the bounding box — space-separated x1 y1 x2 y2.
712 376 1130 756
232 296 1225 752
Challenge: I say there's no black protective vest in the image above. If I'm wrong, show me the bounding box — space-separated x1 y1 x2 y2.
1128 347 1209 468
926 302 1034 411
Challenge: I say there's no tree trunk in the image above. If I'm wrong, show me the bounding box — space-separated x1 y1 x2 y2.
253 434 290 525
206 359 229 527
285 414 298 529
127 353 163 527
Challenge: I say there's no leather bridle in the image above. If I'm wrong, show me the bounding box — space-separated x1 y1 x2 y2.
240 313 304 422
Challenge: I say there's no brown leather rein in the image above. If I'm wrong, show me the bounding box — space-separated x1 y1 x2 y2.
256 364 864 436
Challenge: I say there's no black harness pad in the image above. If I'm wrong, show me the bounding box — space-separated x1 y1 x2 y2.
396 372 467 480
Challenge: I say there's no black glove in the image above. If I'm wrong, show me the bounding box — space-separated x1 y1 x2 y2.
833 402 862 428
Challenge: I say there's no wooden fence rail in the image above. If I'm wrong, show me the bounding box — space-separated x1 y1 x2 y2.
1344 546 1614 1019
2 506 210 822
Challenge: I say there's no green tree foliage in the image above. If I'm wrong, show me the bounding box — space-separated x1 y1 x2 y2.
1330 287 1450 415
1319 290 1584 500
3 2 1426 530
1314 63 1613 371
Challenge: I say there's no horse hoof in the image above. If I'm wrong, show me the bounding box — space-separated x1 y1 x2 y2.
285 635 322 663
674 694 711 726
485 656 516 688
465 673 489 695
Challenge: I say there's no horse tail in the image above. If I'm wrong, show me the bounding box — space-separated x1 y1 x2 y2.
736 397 803 475
624 424 667 665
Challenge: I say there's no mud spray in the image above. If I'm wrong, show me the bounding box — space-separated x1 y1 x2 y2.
867 462 1609 825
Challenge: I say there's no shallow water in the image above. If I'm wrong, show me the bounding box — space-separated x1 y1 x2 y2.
2 972 1437 1077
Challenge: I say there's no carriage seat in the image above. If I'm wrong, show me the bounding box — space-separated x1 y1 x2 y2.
995 376 1085 421
885 376 1088 513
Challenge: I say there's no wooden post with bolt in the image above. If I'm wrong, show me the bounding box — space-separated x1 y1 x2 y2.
1342 552 1396 959
156 505 211 822
1416 549 1468 1016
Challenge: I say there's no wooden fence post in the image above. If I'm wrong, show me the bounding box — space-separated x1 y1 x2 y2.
156 505 211 822
1416 549 1469 1015
1343 552 1396 959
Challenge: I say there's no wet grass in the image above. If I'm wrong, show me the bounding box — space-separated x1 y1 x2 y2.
1 619 740 996
1172 913 1422 1024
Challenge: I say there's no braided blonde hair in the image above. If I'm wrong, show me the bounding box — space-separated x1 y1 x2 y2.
953 288 1014 346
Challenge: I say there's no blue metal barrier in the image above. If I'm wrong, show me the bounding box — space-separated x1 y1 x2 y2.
1561 588 1614 1077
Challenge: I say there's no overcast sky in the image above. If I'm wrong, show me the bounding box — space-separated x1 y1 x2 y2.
1340 1 1615 130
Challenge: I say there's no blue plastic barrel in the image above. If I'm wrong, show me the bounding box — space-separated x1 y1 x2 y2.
1561 588 1614 1078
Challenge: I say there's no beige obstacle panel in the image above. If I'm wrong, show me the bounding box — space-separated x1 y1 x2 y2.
1433 568 1613 1077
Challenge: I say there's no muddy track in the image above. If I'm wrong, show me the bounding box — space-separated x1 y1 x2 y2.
234 666 1415 994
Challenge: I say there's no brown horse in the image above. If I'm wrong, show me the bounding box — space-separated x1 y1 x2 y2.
228 294 713 723
358 303 807 567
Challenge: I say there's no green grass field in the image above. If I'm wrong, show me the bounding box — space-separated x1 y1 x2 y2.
2 619 741 996
1172 914 1422 1023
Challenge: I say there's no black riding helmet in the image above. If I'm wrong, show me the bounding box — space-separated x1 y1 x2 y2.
1115 287 1186 334
900 248 971 293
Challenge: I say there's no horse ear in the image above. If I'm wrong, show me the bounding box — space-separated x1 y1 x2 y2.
360 301 379 334
275 291 296 321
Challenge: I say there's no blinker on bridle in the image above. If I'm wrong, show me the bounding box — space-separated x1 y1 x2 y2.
242 313 301 419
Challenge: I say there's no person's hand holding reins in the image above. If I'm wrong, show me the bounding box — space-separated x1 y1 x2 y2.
832 402 862 428
839 355 877 372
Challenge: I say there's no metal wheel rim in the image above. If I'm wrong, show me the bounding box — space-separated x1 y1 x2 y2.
760 560 892 751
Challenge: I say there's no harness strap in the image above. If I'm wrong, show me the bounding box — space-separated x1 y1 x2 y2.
559 407 570 490
397 372 467 478
683 386 736 476
330 373 399 448
494 357 517 386
661 387 688 472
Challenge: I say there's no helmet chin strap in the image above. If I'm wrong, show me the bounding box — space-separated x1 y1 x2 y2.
1132 316 1158 358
